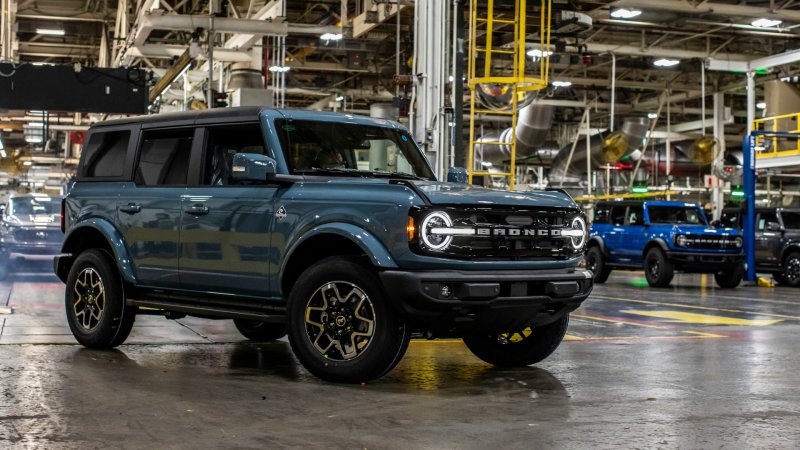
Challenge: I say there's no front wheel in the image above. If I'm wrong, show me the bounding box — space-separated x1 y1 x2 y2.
585 246 611 284
65 249 136 348
644 248 674 288
463 315 570 367
233 319 287 341
781 252 800 287
714 263 743 289
286 256 410 383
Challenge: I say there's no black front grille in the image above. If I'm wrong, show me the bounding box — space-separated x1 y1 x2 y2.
14 228 64 244
412 206 582 260
679 235 740 250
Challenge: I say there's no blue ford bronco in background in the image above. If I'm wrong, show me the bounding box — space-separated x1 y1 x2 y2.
55 107 592 382
586 201 744 288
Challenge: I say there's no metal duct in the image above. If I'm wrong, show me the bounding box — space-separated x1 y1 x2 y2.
548 116 649 185
474 103 554 165
227 68 264 90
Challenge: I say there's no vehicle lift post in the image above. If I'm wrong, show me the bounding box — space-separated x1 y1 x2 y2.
742 134 757 282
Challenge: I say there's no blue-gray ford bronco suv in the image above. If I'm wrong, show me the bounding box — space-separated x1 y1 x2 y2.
55 107 592 382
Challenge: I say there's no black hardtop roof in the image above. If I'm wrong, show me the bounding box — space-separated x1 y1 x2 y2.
92 106 265 128
722 206 800 213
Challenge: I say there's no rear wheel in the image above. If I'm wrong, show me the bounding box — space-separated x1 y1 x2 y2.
233 319 286 341
286 256 410 383
781 252 800 287
65 249 136 348
714 263 743 289
585 246 611 284
463 315 570 367
644 247 674 288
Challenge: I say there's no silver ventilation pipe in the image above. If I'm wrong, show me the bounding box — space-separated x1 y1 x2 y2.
473 103 555 165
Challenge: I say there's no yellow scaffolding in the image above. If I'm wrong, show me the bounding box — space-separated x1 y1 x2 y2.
467 0 552 191
752 112 800 160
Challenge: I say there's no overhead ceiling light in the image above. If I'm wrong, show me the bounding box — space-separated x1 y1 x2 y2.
36 28 65 36
648 112 658 119
757 101 767 109
23 161 33 166
610 8 642 19
335 95 345 101
552 80 572 87
320 33 343 42
268 65 290 73
25 137 42 144
0 149 6 158
526 49 552 58
653 58 680 67
751 18 782 28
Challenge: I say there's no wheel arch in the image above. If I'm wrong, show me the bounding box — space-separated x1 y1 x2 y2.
643 238 669 258
780 244 800 265
58 219 136 284
279 223 398 297
587 236 607 255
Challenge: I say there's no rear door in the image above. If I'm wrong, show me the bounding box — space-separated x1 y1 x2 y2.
116 127 195 288
178 123 277 297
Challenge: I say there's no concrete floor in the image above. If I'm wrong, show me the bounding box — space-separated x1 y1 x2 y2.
1 272 799 449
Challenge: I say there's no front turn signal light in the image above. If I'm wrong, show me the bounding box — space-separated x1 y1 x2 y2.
407 217 416 240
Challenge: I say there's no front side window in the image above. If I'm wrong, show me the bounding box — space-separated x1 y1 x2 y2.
627 205 644 225
202 124 268 185
609 206 626 226
275 119 434 180
757 211 779 231
82 130 130 177
135 129 193 186
648 205 707 225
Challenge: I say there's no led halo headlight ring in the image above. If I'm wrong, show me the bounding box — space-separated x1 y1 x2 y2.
421 211 454 251
570 216 587 250
734 236 743 248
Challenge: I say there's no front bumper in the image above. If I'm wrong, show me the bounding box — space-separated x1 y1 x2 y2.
1 244 61 263
666 250 744 272
379 268 593 335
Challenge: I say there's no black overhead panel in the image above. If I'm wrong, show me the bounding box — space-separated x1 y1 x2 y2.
0 64 149 114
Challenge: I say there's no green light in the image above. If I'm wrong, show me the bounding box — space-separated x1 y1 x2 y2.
731 190 745 198
632 186 649 193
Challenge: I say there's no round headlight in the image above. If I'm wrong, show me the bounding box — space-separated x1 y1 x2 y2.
421 211 453 251
570 216 586 250
676 235 687 247
734 236 743 248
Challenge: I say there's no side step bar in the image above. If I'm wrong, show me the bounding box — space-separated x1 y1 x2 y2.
127 299 285 323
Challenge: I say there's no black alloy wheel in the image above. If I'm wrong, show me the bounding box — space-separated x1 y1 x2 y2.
463 315 570 367
65 249 136 348
644 248 674 288
585 246 611 284
782 252 800 287
286 256 410 383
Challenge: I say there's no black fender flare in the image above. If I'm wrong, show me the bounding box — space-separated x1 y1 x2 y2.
780 243 800 265
587 236 607 256
642 238 670 258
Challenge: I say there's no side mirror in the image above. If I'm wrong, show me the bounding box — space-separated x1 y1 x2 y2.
766 221 783 232
447 166 468 183
711 219 722 228
231 153 277 183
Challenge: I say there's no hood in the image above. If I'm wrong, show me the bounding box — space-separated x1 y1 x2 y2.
415 181 579 209
669 224 741 236
5 213 60 228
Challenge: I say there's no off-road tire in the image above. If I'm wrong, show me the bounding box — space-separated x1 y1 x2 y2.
714 263 743 289
585 246 611 284
286 256 410 383
233 319 287 341
65 249 136 348
644 247 674 288
781 252 800 287
463 315 570 367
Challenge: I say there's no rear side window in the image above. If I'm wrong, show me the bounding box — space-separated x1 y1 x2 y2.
135 129 193 186
610 206 626 226
82 130 130 177
593 205 610 224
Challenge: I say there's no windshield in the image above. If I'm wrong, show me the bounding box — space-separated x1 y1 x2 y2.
9 197 60 216
647 205 707 225
275 119 435 180
781 211 800 229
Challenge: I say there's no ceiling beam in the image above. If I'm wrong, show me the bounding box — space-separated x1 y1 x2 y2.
130 44 252 62
612 0 800 21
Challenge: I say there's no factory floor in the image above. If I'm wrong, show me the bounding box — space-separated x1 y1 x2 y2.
0 272 798 449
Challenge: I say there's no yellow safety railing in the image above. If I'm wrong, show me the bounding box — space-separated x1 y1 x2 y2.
467 0 552 191
752 112 800 159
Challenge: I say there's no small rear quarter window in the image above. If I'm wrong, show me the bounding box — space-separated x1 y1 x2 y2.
81 130 131 178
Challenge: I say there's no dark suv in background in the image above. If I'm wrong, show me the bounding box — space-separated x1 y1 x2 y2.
55 107 592 382
0 194 63 280
721 207 800 286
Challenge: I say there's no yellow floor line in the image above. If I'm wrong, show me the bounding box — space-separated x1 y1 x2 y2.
591 295 800 321
572 313 669 329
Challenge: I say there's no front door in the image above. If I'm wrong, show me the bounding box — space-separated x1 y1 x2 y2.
116 127 194 288
755 211 781 266
179 123 277 297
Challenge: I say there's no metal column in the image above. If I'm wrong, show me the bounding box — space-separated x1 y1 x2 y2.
742 135 757 282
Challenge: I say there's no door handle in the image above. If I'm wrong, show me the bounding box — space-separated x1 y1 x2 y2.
119 203 142 214
186 204 210 216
